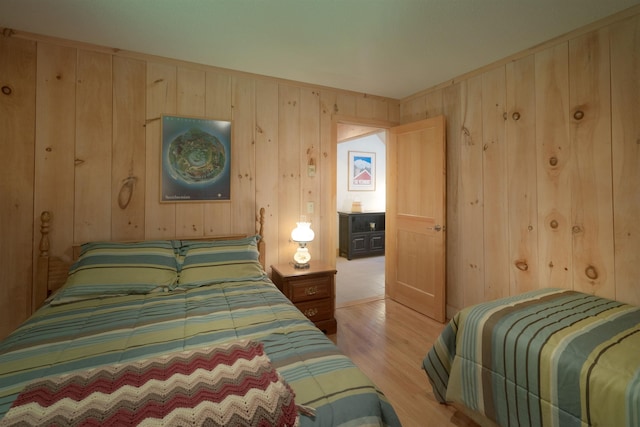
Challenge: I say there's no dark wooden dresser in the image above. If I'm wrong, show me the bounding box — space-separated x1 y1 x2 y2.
338 211 385 260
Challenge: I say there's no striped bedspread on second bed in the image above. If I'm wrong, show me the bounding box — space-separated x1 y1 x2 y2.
423 288 640 427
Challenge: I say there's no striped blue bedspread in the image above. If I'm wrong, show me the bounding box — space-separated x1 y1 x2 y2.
423 288 640 427
0 278 400 426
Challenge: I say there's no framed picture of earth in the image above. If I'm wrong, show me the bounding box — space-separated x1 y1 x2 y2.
160 115 231 202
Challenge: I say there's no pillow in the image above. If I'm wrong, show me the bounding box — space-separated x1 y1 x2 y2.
174 235 261 258
3 339 301 427
50 241 178 305
176 235 266 289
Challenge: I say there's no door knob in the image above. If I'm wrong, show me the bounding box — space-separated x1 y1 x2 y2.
428 224 443 232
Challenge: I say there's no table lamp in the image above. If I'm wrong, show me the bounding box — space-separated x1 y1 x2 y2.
291 220 314 268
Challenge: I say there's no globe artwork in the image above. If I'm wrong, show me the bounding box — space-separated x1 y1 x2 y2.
167 127 226 185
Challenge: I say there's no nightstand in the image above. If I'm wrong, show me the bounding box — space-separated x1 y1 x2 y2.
271 262 337 334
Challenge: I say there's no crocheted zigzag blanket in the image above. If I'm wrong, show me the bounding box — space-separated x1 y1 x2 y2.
1 339 299 427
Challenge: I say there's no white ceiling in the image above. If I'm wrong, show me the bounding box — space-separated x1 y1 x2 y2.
1 0 639 99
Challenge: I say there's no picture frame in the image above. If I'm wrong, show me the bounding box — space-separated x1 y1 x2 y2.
160 114 231 202
348 151 376 191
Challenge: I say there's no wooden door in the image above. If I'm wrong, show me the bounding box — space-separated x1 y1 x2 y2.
386 116 446 323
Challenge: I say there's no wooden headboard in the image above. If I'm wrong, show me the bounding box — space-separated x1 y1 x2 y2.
36 207 266 305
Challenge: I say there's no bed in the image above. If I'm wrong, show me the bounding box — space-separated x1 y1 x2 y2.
0 210 401 426
422 287 640 427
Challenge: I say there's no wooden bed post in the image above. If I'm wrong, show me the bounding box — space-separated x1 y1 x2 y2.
257 207 266 270
34 211 52 308
257 207 265 237
39 211 51 257
35 211 71 306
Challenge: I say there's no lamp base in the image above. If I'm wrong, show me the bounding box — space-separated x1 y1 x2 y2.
293 262 310 269
293 246 311 268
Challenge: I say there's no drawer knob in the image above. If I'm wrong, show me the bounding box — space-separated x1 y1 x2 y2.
304 307 319 317
305 286 318 296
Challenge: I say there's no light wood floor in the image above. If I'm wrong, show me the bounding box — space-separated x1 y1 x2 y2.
335 256 385 307
328 298 478 427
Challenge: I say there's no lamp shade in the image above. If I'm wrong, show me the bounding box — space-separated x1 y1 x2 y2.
291 222 314 243
291 221 314 268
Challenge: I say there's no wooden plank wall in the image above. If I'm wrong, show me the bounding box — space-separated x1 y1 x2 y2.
401 12 640 316
611 14 640 306
0 36 36 336
1 9 637 338
0 31 399 339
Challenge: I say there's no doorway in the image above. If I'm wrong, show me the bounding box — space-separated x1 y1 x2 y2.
330 116 447 322
335 121 389 307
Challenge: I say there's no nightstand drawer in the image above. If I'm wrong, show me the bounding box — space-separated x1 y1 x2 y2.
288 276 331 302
295 298 332 322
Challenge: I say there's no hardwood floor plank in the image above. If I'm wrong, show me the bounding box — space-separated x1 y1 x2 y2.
329 298 478 427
